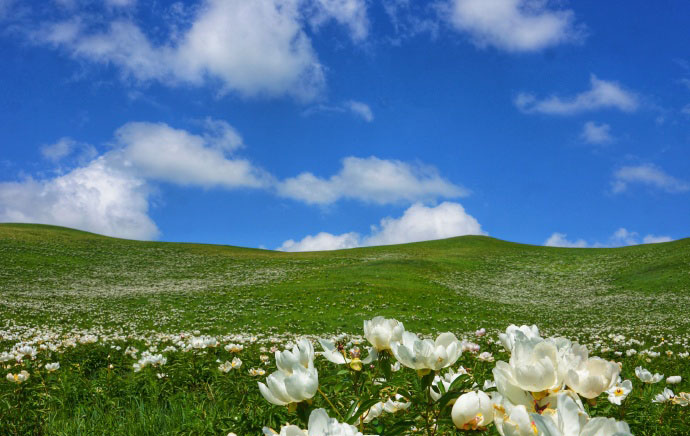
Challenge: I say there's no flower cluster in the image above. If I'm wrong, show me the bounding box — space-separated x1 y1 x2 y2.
259 319 667 435
258 339 319 406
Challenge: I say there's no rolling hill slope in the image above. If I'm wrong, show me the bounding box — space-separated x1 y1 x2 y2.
1 223 689 336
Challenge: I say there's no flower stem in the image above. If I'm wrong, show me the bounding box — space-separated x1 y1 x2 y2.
318 387 343 420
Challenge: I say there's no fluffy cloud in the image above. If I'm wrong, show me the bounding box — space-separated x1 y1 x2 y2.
278 231 360 251
544 232 587 248
35 0 327 100
642 234 672 244
544 228 674 248
364 201 485 246
112 121 272 189
278 201 484 251
41 137 78 161
307 0 369 41
2 120 468 241
278 156 468 205
40 137 97 163
611 164 689 194
382 0 440 42
0 119 270 239
446 0 583 52
0 157 158 240
516 75 638 115
344 100 374 122
608 228 639 246
581 121 613 145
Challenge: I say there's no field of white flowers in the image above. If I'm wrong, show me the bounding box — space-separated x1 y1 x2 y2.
1 316 688 434
1 224 688 434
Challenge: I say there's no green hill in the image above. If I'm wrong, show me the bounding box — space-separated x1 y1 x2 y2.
1 223 689 336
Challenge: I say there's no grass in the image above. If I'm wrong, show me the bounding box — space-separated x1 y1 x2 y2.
0 223 689 434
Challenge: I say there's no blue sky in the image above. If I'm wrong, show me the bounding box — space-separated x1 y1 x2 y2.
0 0 688 250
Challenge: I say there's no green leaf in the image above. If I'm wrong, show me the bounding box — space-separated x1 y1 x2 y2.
346 398 381 425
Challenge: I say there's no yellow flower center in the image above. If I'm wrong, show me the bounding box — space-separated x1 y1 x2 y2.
615 388 624 396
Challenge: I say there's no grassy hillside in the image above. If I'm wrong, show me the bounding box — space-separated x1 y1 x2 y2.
2 223 688 336
1 223 689 435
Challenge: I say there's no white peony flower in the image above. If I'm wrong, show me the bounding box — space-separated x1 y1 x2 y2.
451 390 494 430
653 388 676 404
430 368 466 402
531 391 589 436
478 351 494 362
383 394 411 413
264 408 375 436
391 331 461 373
579 417 632 436
674 392 689 406
45 362 60 372
492 399 537 436
6 370 30 384
132 351 166 372
224 343 243 353
499 324 541 351
363 317 404 352
666 375 681 384
275 339 314 373
605 378 632 405
566 357 620 399
317 339 376 370
504 334 561 393
635 366 663 383
360 401 384 424
259 339 318 406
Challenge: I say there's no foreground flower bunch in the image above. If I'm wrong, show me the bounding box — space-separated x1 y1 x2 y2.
259 318 644 435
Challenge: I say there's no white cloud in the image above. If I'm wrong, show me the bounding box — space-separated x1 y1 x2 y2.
307 0 369 41
609 227 639 246
0 157 158 240
382 0 440 42
303 100 375 121
278 231 360 251
608 228 672 247
36 0 327 100
40 137 97 163
278 201 484 251
344 100 374 122
611 164 689 194
41 137 77 161
544 232 587 248
580 121 613 145
446 0 583 52
112 121 272 189
516 75 639 115
278 156 468 205
201 118 244 152
0 119 271 240
643 234 672 244
363 201 485 246
545 228 674 248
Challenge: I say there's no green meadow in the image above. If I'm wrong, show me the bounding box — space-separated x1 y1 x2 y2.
0 223 688 435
